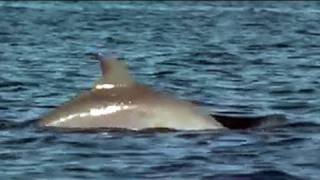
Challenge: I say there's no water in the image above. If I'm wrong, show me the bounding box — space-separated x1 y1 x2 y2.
1 1 320 179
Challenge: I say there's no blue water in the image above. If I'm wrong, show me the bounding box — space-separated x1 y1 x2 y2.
1 1 320 179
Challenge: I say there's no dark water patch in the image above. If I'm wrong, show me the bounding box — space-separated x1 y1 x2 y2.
250 58 277 65
33 93 61 99
190 52 240 66
305 44 320 48
270 101 312 110
195 59 238 66
152 70 176 78
0 81 40 92
0 119 38 130
139 127 178 133
267 137 307 146
1 86 29 92
0 105 9 110
245 44 268 51
68 152 114 159
180 155 211 162
104 36 135 44
191 51 237 59
269 42 292 48
175 132 204 139
268 122 320 135
0 152 20 160
213 110 257 116
297 64 320 69
63 165 101 174
0 81 24 88
202 69 244 83
269 88 294 95
159 59 191 68
0 119 21 130
294 162 317 168
295 29 320 36
287 55 307 59
297 88 316 94
170 78 197 88
245 42 292 51
94 15 119 22
149 161 194 172
2 137 38 145
280 121 320 129
242 22 267 27
204 170 303 180
0 31 10 36
38 134 59 144
56 140 99 149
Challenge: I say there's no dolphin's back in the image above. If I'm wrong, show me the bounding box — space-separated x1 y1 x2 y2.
40 85 222 130
39 53 223 130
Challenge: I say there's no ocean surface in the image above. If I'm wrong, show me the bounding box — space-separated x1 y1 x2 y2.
1 1 320 179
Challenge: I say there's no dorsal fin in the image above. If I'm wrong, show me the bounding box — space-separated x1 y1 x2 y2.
90 53 135 89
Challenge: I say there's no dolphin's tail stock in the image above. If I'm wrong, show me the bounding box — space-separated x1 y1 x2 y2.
212 114 288 129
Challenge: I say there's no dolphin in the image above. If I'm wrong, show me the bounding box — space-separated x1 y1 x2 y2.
39 53 225 131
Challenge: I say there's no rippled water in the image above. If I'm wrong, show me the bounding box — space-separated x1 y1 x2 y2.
1 1 320 179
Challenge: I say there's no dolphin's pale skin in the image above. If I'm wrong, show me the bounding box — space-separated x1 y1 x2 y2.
39 54 223 130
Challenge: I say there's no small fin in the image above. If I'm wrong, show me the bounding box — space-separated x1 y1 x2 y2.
89 52 135 89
